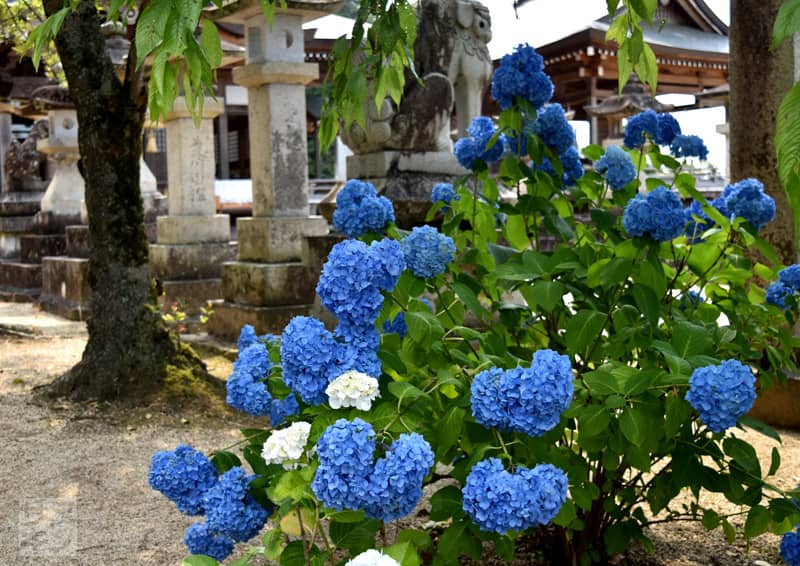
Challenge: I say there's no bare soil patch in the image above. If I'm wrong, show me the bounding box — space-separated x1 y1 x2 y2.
0 333 797 565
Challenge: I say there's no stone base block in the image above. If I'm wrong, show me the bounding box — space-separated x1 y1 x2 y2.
66 226 90 258
156 215 231 244
160 278 222 315
221 261 318 306
749 378 800 428
39 257 90 321
304 234 345 275
33 210 82 234
21 234 66 262
0 191 44 216
150 242 236 280
0 286 40 302
347 151 468 179
0 215 36 234
237 216 329 262
0 260 41 289
207 300 311 341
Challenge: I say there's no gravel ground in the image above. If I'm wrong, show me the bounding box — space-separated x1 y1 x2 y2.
0 333 798 566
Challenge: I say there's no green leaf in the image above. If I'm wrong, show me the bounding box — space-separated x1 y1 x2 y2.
576 404 611 438
200 19 223 68
397 529 433 550
211 450 241 474
722 519 736 543
135 1 171 66
262 529 283 561
268 469 310 503
671 321 713 359
635 42 658 93
182 557 219 566
520 281 565 313
565 310 607 357
723 437 761 476
607 0 621 15
329 519 381 554
769 447 781 476
436 520 482 561
387 381 431 406
664 395 691 437
280 541 307 566
404 310 444 344
436 407 466 457
744 505 771 538
701 509 720 530
629 0 657 23
738 415 782 443
453 282 488 319
430 485 464 521
617 40 633 94
384 542 421 566
776 81 800 218
772 0 800 49
632 284 660 328
619 406 649 447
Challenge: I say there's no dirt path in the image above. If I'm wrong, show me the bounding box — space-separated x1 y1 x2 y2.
0 333 798 566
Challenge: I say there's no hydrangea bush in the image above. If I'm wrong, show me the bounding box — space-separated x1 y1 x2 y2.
153 44 800 566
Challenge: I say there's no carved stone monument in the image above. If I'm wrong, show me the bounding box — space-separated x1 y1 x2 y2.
205 0 340 339
149 96 235 317
330 0 493 226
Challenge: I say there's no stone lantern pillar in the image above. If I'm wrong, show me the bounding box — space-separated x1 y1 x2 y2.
148 97 235 315
205 0 339 339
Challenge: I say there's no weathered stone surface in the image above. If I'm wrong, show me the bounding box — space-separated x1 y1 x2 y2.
164 97 223 217
160 278 223 315
3 119 49 194
65 225 90 258
20 234 66 262
237 216 328 262
233 61 318 87
149 242 237 280
33 210 82 234
39 257 90 321
304 234 344 275
347 151 468 179
0 215 36 233
37 132 84 217
221 261 318 306
0 191 43 216
206 299 311 340
156 214 231 244
0 260 41 288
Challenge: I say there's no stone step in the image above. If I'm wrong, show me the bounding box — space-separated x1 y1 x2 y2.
0 286 40 303
0 191 43 216
65 226 90 258
206 300 311 341
149 242 236 280
20 234 66 262
0 260 41 289
220 261 318 307
160 278 222 315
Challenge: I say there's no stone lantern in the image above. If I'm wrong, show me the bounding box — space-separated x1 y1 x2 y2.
205 0 341 339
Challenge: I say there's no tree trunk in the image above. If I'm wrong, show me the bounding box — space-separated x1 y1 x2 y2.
730 0 797 264
41 0 207 400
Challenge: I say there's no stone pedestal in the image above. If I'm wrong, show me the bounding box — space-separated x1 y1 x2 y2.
38 226 90 320
207 8 335 340
320 151 469 228
149 97 233 320
140 157 168 242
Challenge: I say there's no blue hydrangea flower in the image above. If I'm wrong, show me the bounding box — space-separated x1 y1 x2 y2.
462 458 569 534
622 187 686 241
432 182 458 205
516 463 570 526
400 225 456 279
470 350 573 437
312 418 376 511
317 239 387 327
655 113 681 146
766 281 794 309
149 444 218 515
281 316 341 405
781 528 800 566
203 467 271 542
533 104 575 154
721 178 775 231
369 238 406 292
670 134 709 161
560 146 584 185
365 433 435 521
779 264 800 290
270 393 300 427
226 343 273 416
595 145 636 190
455 117 505 170
237 324 277 352
333 179 395 238
184 522 234 561
678 290 705 311
624 110 658 149
471 367 507 429
492 44 554 110
685 359 756 433
335 323 382 379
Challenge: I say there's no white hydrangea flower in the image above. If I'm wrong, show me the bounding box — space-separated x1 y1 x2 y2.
261 421 311 470
326 370 380 411
345 549 400 566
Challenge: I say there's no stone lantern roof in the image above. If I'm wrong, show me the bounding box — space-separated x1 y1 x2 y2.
30 85 73 112
204 0 343 23
584 74 673 118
